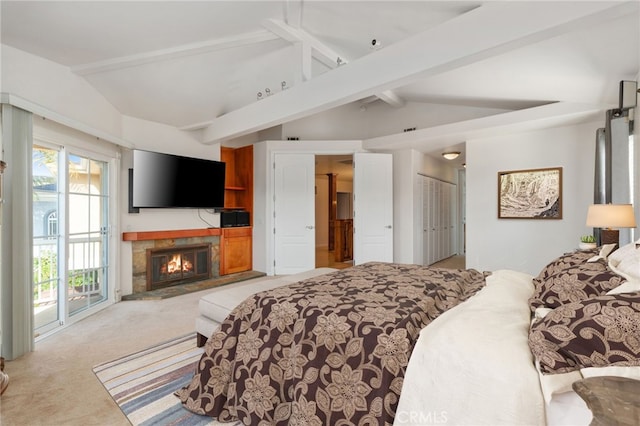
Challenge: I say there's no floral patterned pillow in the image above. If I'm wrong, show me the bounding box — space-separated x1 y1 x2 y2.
535 249 599 281
529 259 625 312
529 292 640 374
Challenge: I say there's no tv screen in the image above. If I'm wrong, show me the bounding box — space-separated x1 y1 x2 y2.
132 150 225 209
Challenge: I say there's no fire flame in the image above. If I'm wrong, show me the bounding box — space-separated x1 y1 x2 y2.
165 254 193 274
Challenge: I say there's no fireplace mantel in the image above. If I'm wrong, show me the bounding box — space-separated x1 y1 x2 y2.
125 229 221 294
122 228 221 242
124 227 251 294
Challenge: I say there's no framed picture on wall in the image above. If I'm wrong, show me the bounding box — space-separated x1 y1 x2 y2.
498 167 562 219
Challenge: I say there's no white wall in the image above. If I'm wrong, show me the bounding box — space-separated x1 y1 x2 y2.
392 150 421 264
420 154 459 183
253 141 268 274
466 121 601 275
2 45 123 139
119 114 221 238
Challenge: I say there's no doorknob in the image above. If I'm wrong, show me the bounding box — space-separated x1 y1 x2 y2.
306 226 315 229
385 225 392 229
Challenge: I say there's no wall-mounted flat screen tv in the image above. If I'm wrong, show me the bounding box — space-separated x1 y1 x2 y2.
132 149 225 209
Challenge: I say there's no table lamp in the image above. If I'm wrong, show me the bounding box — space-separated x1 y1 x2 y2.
586 204 637 245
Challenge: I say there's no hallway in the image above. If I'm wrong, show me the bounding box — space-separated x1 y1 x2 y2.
315 247 353 270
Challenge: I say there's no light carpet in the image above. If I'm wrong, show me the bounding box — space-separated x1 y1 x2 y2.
93 333 236 426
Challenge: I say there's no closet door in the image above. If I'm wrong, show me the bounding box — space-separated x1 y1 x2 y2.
421 177 459 265
422 177 431 265
442 183 450 260
449 183 458 257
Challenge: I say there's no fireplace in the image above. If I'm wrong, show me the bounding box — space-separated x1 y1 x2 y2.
147 244 211 290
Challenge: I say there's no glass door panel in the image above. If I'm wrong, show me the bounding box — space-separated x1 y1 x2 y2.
68 153 109 317
32 146 62 335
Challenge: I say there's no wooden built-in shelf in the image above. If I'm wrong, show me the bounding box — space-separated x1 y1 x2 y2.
221 145 253 225
122 228 221 242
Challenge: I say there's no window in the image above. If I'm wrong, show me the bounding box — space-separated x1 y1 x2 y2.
45 210 57 237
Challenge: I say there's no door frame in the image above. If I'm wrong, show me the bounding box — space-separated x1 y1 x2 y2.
32 130 119 341
257 140 364 276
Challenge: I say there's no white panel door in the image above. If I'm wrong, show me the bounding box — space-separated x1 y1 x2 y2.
274 154 316 274
353 152 393 264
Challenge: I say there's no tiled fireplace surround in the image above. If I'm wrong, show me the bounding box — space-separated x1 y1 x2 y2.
126 230 221 294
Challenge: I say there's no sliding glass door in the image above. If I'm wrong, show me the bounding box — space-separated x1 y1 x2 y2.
33 145 111 338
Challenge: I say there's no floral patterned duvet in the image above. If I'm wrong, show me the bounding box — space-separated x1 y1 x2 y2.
176 262 488 425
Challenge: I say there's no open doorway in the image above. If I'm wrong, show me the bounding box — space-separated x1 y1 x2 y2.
314 155 354 269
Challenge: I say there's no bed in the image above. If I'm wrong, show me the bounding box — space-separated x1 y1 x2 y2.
177 262 488 424
177 240 640 425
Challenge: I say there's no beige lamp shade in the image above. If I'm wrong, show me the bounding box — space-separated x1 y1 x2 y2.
586 204 637 228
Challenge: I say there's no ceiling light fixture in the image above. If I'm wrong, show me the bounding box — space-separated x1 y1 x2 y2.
442 152 461 160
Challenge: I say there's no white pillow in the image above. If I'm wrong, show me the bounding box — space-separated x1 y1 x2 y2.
616 252 640 282
608 239 640 267
607 240 640 294
607 253 639 294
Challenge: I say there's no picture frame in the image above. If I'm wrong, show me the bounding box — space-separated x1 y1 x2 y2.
498 167 562 219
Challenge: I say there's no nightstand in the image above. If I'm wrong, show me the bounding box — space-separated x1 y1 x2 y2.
572 376 640 426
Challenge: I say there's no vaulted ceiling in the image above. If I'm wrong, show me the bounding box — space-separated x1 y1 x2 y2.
2 1 639 160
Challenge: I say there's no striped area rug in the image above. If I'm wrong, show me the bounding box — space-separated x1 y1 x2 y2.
93 333 237 426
